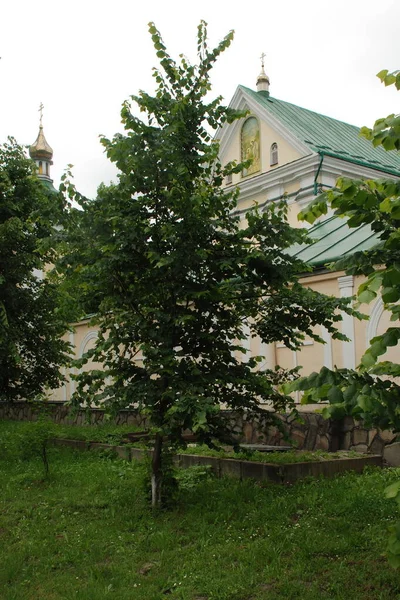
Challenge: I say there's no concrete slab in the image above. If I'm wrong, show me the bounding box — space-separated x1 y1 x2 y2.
384 442 400 466
239 444 292 452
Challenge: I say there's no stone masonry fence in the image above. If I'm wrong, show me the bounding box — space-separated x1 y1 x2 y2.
0 401 397 455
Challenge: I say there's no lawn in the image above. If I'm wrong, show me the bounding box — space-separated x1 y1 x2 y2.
1 420 400 600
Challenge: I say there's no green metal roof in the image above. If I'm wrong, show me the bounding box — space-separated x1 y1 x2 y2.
40 178 58 193
240 86 400 176
289 216 380 267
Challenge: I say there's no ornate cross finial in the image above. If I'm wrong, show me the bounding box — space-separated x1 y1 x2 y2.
38 102 44 126
260 52 266 69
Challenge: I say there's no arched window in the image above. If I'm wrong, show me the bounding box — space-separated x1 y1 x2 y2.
270 143 278 166
38 161 43 174
45 162 49 175
241 117 261 177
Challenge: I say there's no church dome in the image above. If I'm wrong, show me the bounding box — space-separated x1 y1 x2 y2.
29 125 53 161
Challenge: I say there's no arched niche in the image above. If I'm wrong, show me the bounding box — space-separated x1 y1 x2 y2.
241 116 261 177
270 142 278 166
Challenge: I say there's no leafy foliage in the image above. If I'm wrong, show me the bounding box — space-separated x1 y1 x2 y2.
361 69 400 152
15 418 58 477
293 70 400 425
61 23 353 505
290 68 400 566
0 139 71 401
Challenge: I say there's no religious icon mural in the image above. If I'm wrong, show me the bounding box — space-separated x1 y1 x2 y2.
241 117 261 177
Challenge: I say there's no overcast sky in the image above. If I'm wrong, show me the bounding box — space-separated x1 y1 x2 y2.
1 0 399 198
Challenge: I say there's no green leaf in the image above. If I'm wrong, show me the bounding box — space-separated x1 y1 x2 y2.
384 74 396 87
361 352 377 368
382 287 400 303
358 289 377 304
376 69 389 82
368 274 383 292
387 552 400 569
386 482 400 499
327 386 343 404
357 394 372 411
385 329 400 347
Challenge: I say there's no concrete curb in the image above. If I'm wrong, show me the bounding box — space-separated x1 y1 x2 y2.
51 438 383 484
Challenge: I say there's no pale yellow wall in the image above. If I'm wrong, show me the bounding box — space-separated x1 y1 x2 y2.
51 319 101 402
353 274 370 366
238 192 269 212
51 271 400 404
296 273 400 374
284 182 300 196
236 184 305 234
258 119 302 174
302 274 344 370
287 200 301 229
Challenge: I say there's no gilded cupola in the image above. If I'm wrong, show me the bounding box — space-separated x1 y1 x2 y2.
29 103 54 181
29 125 53 162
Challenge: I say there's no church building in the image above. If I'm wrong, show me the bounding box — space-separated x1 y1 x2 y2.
39 62 400 403
215 59 400 397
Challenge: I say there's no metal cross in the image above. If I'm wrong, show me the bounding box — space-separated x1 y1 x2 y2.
39 102 44 126
260 53 266 68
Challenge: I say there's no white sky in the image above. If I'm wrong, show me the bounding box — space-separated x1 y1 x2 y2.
1 0 399 199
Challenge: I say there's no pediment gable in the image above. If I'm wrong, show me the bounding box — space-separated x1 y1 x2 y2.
217 86 313 176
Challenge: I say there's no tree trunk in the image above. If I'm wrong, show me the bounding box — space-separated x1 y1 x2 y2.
151 432 163 508
42 444 49 478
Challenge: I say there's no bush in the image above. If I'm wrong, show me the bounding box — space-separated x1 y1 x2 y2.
176 465 214 491
15 419 57 477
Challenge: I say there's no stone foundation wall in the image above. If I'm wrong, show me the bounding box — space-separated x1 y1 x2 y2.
0 401 148 429
0 402 397 454
232 411 339 451
228 412 396 455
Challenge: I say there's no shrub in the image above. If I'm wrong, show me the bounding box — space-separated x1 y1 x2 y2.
15 419 57 477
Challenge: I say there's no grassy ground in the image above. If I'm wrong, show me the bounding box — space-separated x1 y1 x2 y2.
1 421 400 599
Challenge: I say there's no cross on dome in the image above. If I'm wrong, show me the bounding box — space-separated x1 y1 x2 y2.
256 53 270 94
39 102 44 127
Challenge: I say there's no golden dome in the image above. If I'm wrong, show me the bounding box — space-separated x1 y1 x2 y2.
29 126 53 161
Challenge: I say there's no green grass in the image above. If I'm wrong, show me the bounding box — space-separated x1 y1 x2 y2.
0 418 139 444
1 420 400 599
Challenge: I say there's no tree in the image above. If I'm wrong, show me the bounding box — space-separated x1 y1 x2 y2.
63 22 354 507
289 69 400 566
0 138 70 402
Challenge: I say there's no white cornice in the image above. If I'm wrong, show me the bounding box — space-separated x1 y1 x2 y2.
227 150 400 209
233 154 320 202
321 154 400 181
